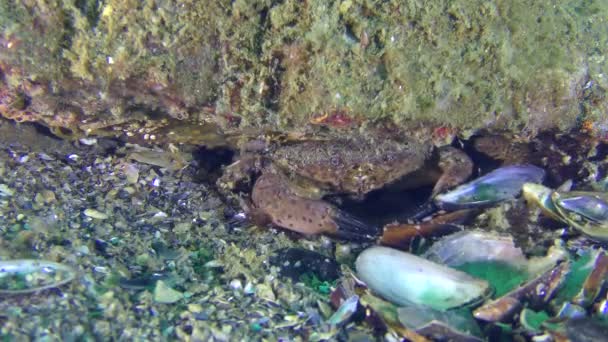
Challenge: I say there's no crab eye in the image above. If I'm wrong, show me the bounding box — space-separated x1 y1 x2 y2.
330 156 341 166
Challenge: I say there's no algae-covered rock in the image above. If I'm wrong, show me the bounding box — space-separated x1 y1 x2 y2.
1 0 607 140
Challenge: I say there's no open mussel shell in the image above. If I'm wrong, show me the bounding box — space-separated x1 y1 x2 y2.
356 246 491 311
522 183 564 221
524 184 608 241
554 192 608 223
423 230 528 269
425 230 568 279
0 259 76 295
552 191 608 241
434 165 545 210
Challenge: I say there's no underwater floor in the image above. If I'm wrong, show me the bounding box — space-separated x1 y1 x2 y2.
1 120 608 341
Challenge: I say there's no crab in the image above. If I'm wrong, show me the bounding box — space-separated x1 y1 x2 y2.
218 128 473 240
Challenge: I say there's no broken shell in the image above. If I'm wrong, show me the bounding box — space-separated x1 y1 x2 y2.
424 231 567 282
359 292 426 340
474 262 569 322
472 296 522 323
435 165 545 210
397 305 483 342
556 302 586 320
356 246 491 311
380 209 476 251
596 298 608 318
423 230 528 269
0 259 75 295
328 295 360 326
572 251 608 307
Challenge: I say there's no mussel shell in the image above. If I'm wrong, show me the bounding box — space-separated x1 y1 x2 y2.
552 191 608 241
473 261 569 322
522 183 563 221
554 192 608 223
0 259 75 294
572 251 608 307
423 230 527 269
328 295 360 326
435 165 545 210
356 246 491 311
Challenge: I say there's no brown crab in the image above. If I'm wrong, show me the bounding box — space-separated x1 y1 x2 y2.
218 128 473 240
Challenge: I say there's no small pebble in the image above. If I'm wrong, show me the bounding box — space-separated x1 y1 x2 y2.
153 280 183 304
75 245 90 255
84 208 109 220
37 152 55 161
188 304 203 313
153 211 168 218
0 184 14 197
256 283 276 301
244 282 255 295
79 137 98 145
41 190 57 203
229 279 243 291
123 163 139 184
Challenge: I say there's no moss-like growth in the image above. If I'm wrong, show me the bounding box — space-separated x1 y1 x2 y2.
1 0 607 135
298 272 335 295
1 0 221 125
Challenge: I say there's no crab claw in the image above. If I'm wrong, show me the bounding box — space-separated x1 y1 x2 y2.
251 171 377 241
330 209 379 241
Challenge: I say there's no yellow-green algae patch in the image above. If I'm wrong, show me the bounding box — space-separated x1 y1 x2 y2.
1 0 607 134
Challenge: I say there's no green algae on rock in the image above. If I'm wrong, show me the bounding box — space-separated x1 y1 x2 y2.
1 0 607 138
